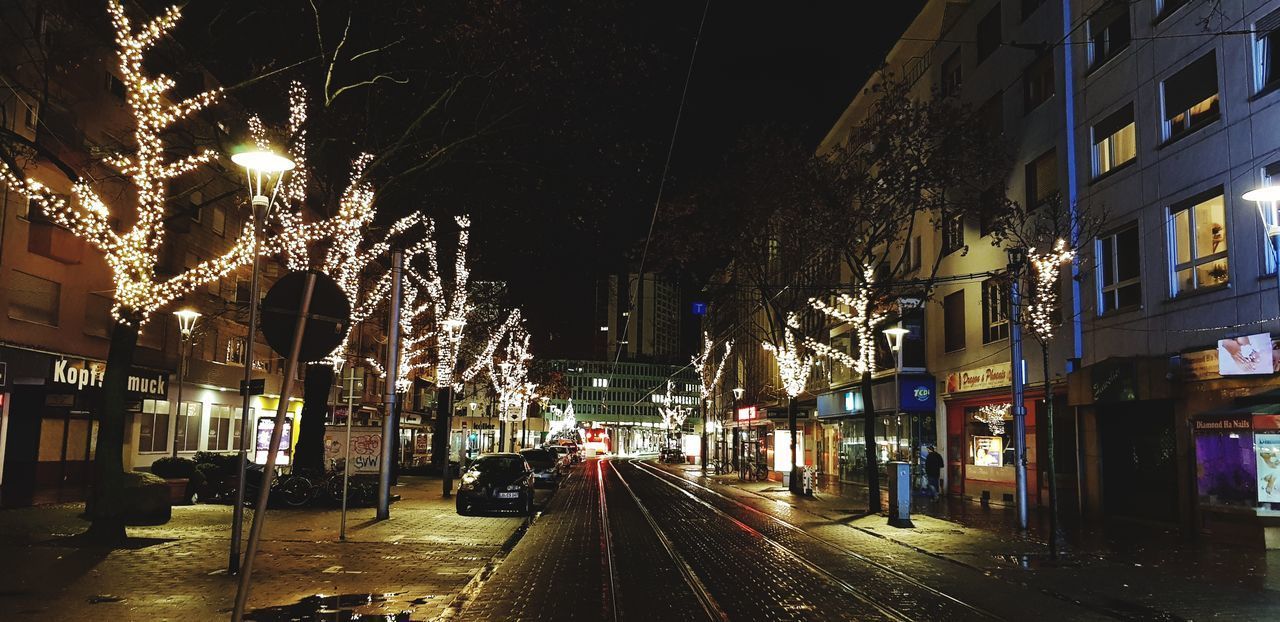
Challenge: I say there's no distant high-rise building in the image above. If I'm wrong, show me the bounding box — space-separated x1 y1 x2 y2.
596 272 681 363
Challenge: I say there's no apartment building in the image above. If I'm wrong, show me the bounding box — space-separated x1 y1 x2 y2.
805 0 1280 546
0 3 390 505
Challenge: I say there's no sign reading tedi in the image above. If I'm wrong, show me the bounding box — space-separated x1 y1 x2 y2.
736 405 758 421
49 358 167 398
944 362 1011 394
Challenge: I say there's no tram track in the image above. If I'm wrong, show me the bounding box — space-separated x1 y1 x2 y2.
631 460 1002 620
604 458 729 622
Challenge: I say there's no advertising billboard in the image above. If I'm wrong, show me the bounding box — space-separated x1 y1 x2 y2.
1217 333 1275 376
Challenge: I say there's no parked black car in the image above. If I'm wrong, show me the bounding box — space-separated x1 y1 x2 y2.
519 448 561 488
660 447 684 463
456 453 536 516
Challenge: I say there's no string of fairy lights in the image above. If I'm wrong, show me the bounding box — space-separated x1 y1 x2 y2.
1026 239 1076 343
761 312 818 400
692 332 732 403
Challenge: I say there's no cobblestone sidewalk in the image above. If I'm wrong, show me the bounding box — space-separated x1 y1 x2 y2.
0 475 529 621
664 463 1280 621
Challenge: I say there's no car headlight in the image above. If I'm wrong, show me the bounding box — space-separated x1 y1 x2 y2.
506 484 521 491
460 472 479 489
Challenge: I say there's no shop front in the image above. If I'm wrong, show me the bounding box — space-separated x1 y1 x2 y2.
817 374 936 489
944 361 1045 507
728 405 769 476
0 346 169 506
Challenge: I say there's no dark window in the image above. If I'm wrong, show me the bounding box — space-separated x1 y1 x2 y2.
1255 8 1280 92
1025 149 1058 208
941 50 963 97
1088 1 1130 70
104 71 125 99
982 276 1010 343
1097 223 1142 313
7 270 60 325
977 6 1002 64
977 90 1004 136
1092 103 1136 177
1162 51 1219 142
84 293 113 338
1156 0 1188 22
944 290 966 352
942 211 965 256
1023 52 1055 111
979 185 1003 237
1020 0 1047 22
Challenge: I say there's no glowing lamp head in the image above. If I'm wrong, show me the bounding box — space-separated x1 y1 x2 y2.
440 318 466 333
231 149 295 204
173 308 201 336
1243 186 1280 203
882 326 909 352
732 386 745 400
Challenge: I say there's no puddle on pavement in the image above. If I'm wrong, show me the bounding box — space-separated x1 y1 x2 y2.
995 553 1088 569
245 592 422 621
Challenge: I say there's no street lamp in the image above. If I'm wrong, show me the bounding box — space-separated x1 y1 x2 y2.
171 308 200 458
1242 186 1280 302
731 386 744 474
882 326 909 361
1006 245 1029 530
228 148 294 575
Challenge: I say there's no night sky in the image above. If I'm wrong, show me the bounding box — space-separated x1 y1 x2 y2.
177 0 925 359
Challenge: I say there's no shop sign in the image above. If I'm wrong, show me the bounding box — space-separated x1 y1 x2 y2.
945 363 1010 393
898 376 935 412
1193 417 1251 432
1183 337 1280 381
1256 433 1280 503
50 358 167 398
1091 359 1137 403
1217 333 1278 376
736 406 758 421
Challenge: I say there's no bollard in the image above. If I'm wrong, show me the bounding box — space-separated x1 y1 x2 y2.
887 461 914 528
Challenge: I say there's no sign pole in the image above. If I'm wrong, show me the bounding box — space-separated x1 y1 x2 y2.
231 273 316 621
340 366 355 541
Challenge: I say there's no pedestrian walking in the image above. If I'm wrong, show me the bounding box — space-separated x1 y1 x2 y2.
925 445 943 499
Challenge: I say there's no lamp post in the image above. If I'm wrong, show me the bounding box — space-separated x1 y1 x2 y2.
439 317 464 496
1007 245 1029 531
732 386 744 475
171 309 200 458
227 148 294 574
883 324 909 476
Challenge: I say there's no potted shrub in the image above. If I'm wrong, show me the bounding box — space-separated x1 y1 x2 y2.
86 471 173 525
150 456 203 505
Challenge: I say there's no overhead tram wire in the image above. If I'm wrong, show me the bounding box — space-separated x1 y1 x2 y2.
601 0 711 408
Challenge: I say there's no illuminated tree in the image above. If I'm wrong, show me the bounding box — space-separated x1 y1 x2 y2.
0 0 257 541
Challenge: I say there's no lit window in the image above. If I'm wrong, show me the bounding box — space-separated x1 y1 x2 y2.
981 277 1009 343
1097 223 1142 313
1169 189 1228 295
1162 52 1219 142
1025 149 1058 208
942 211 964 256
226 336 247 366
1092 104 1136 177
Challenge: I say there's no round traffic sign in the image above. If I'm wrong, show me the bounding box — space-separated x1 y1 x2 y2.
260 270 352 363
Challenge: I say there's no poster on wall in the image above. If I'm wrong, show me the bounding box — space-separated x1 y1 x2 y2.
254 417 293 465
1257 433 1280 503
972 436 1003 467
1217 333 1275 376
323 425 383 474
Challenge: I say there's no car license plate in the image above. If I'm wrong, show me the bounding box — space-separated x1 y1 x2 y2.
497 492 519 499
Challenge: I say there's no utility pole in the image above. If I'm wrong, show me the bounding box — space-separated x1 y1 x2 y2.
377 250 403 520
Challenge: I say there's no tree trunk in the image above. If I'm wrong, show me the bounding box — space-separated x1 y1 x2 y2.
84 320 139 543
860 368 880 512
292 363 333 475
1043 345 1061 558
433 387 450 467
787 396 799 493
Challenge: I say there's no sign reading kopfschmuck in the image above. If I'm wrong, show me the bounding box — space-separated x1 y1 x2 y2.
49 359 168 399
